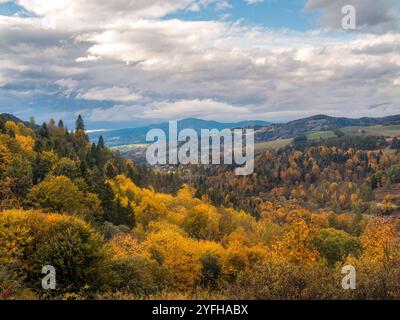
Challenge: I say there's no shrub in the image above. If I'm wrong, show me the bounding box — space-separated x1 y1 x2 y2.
0 210 108 297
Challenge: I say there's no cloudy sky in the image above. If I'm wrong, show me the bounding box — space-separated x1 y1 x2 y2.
0 0 399 129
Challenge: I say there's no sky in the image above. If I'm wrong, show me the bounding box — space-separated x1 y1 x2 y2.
0 0 399 129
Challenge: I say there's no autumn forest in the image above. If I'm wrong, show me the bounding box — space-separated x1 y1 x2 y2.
1 114 400 300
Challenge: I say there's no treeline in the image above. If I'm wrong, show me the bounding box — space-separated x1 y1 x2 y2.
293 134 389 150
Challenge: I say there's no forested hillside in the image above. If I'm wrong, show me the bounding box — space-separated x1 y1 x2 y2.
188 135 400 217
1 115 400 300
254 114 400 143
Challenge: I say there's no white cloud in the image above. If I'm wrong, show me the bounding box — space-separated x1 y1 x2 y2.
8 0 232 31
305 0 399 33
77 87 142 102
86 98 253 122
11 0 195 30
55 78 80 96
0 0 399 125
141 99 252 120
244 0 264 4
75 55 100 63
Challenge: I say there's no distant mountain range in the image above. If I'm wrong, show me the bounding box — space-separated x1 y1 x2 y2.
88 114 400 147
2 112 399 149
88 118 271 147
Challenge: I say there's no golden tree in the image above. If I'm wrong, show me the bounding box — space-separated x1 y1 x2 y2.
272 219 319 265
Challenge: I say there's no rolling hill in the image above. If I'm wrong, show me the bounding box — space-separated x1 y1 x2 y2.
0 113 33 127
254 114 400 143
100 114 400 159
88 118 271 147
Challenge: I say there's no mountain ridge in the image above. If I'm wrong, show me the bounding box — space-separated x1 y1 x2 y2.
2 112 399 147
255 114 400 142
88 114 400 147
88 118 271 147
0 113 32 127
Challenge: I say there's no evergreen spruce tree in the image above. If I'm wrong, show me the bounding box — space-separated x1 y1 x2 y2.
75 114 85 132
29 116 36 130
97 135 105 149
105 163 117 179
75 115 89 143
39 123 49 138
0 118 5 133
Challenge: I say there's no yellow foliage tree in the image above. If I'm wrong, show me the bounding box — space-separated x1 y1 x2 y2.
381 195 394 213
361 218 399 265
272 219 319 265
15 135 35 154
108 234 141 260
0 143 11 173
141 224 224 290
183 203 220 241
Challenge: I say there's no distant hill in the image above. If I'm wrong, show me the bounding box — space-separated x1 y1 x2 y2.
254 114 400 142
288 114 400 128
0 113 32 127
88 118 271 147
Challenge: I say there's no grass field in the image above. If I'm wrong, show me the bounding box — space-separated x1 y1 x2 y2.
341 125 400 137
307 131 336 140
255 139 293 152
112 144 149 152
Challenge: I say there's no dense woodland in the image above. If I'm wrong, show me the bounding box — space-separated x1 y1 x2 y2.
188 135 400 217
1 115 400 300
